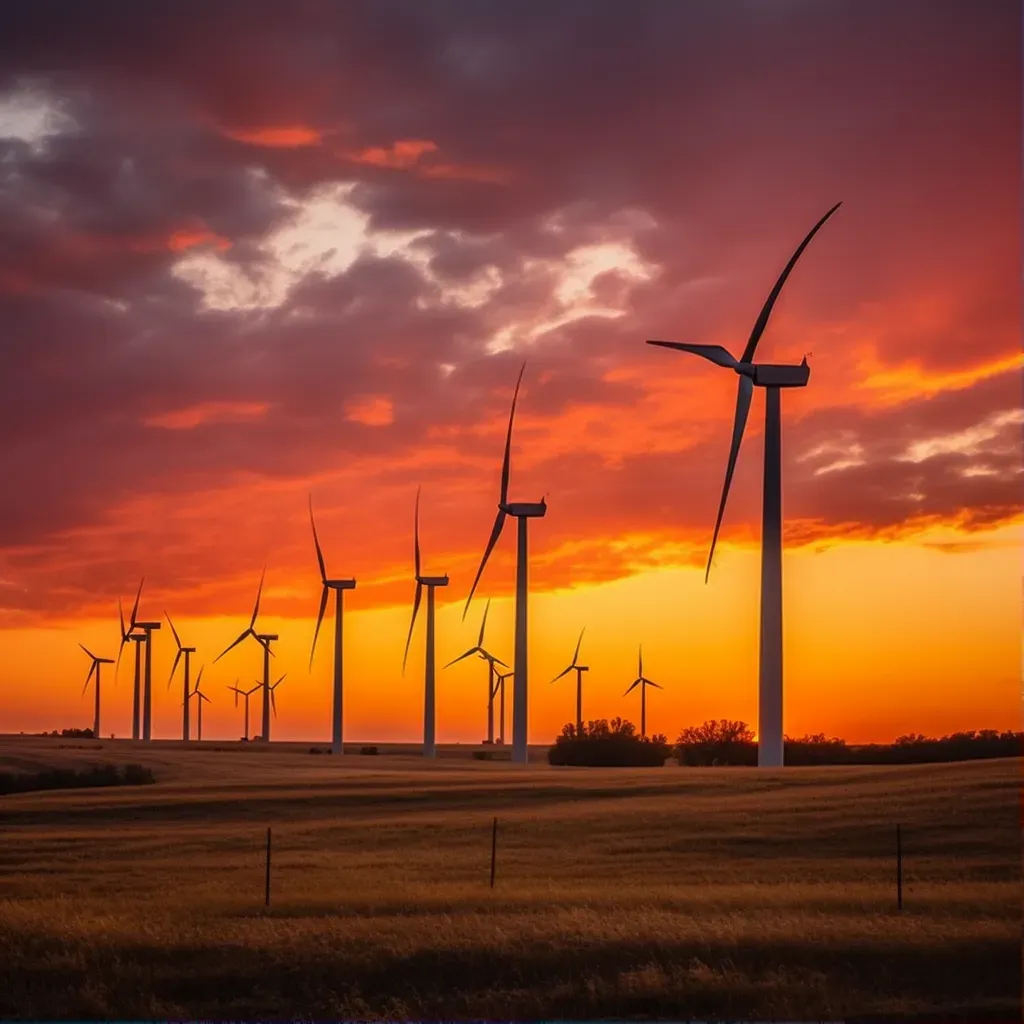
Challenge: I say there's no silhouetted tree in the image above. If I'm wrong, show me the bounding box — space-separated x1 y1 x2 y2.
676 719 757 766
549 718 670 766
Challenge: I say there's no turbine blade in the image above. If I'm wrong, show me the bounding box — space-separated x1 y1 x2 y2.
550 665 573 683
79 643 96 661
215 630 250 663
413 485 422 579
480 648 507 668
195 666 204 688
500 362 527 505
402 581 423 674
638 644 643 680
309 585 329 671
271 688 278 717
165 612 182 651
571 627 585 667
740 202 842 364
83 661 96 694
118 598 127 641
477 597 491 648
443 647 477 669
646 341 738 368
706 374 754 582
250 567 266 629
129 577 144 631
624 678 641 696
647 679 664 690
309 495 327 582
463 509 506 620
274 673 287 686
168 648 182 688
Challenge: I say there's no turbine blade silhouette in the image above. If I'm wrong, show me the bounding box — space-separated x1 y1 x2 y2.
740 202 842 364
413 485 422 579
82 660 97 694
168 648 182 688
500 362 527 505
116 598 128 673
309 584 329 670
477 598 491 648
646 679 664 690
550 664 573 683
638 644 643 680
444 646 480 669
479 648 507 668
166 612 182 651
463 509 506 620
249 567 266 629
571 627 585 666
129 577 144 632
706 374 754 582
215 629 251 663
402 581 423 674
79 643 97 661
309 496 327 582
646 341 738 368
624 678 641 696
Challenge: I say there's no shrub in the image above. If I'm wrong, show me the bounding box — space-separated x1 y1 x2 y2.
548 718 670 767
0 763 155 796
361 746 379 755
675 719 757 766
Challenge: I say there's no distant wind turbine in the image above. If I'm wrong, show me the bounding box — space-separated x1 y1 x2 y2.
166 613 196 742
402 487 449 759
493 668 513 745
189 667 209 741
116 579 146 740
308 495 357 756
215 569 276 742
79 644 114 739
444 599 507 743
463 363 546 765
624 645 662 738
119 577 161 742
646 201 842 767
551 628 588 735
230 681 262 741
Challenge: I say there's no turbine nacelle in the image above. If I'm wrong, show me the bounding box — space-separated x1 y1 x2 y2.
256 633 279 643
752 363 810 388
417 575 450 587
501 500 547 518
325 578 357 590
134 621 162 631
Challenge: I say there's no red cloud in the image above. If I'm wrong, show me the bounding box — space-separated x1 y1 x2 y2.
222 125 324 148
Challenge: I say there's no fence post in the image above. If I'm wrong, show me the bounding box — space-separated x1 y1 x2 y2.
265 826 272 907
896 824 902 911
490 816 498 889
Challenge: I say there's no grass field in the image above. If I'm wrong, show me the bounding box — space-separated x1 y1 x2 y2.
0 736 1019 1020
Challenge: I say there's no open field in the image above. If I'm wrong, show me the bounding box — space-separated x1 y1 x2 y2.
0 737 1019 1021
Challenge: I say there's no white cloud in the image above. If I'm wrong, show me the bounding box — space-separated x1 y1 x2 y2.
896 409 1023 464
0 87 77 154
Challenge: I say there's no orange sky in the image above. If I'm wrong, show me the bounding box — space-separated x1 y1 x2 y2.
0 1 1019 744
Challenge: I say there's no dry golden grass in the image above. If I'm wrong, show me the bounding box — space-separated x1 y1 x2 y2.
0 736 1019 1020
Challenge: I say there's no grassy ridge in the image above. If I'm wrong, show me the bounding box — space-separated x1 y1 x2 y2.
0 739 1018 1020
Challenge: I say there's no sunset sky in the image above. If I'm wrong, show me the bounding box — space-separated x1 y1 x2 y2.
0 0 1019 745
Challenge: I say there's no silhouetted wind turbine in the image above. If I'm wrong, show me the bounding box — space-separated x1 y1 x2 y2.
463 363 546 765
117 579 146 740
166 614 196 743
189 668 209 741
445 599 507 743
493 668 513 745
308 496 357 756
230 681 262 741
624 645 662 739
646 202 841 767
551 628 588 735
215 569 275 742
79 644 113 739
402 487 449 759
268 673 286 724
121 577 161 742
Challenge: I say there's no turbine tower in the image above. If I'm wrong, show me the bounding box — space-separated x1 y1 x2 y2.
166 614 196 742
624 645 662 738
79 644 114 738
464 362 546 765
189 668 209 741
230 681 262 741
402 487 449 759
116 580 146 740
493 668 513 745
646 202 841 767
444 599 507 743
214 569 274 742
308 496 357 756
551 628 588 735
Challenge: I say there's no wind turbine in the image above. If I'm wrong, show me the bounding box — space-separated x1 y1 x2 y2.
444 599 507 743
230 681 262 741
189 668 209 741
624 645 662 738
551 628 588 735
166 613 196 743
646 201 842 767
119 577 161 742
215 569 275 742
463 362 546 765
116 579 146 740
493 668 513 745
308 496 357 756
402 487 449 759
79 644 113 738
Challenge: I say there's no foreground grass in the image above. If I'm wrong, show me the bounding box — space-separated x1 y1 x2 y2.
0 738 1018 1020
